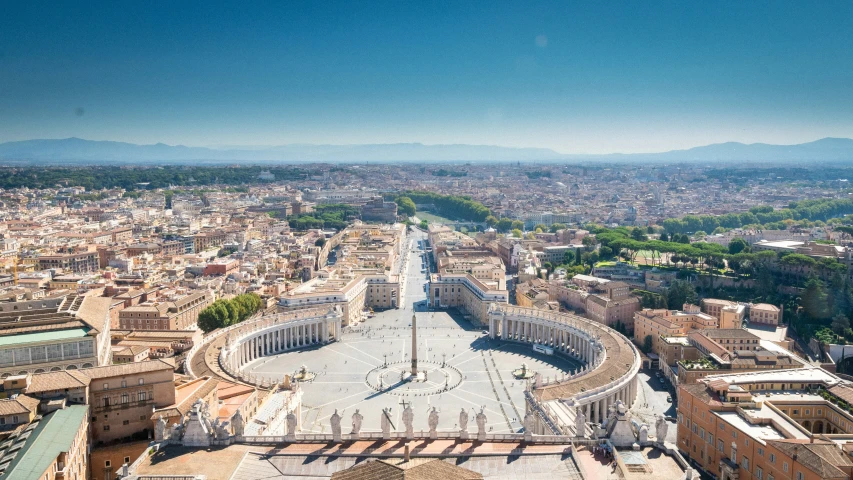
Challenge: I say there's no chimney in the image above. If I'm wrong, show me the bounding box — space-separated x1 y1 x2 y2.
404 444 411 462
793 446 799 461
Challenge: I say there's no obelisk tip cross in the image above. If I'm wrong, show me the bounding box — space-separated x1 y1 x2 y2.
411 313 418 376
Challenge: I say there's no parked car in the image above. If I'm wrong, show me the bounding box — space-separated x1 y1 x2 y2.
666 396 672 403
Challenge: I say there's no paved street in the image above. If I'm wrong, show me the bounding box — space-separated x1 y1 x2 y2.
629 369 677 443
244 228 581 434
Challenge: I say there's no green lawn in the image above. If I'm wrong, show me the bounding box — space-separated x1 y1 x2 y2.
417 211 457 225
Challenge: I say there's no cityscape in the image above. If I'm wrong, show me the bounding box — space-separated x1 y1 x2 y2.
2 2 853 480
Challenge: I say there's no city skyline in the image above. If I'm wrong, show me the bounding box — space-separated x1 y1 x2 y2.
2 1 853 154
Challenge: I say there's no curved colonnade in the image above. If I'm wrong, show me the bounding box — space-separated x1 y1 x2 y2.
488 305 641 433
219 307 343 386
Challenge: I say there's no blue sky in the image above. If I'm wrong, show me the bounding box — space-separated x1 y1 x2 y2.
1 1 852 153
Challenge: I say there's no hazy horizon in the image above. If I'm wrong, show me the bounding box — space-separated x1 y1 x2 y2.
2 1 853 154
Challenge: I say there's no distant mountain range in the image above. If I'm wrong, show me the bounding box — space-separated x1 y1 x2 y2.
0 136 852 164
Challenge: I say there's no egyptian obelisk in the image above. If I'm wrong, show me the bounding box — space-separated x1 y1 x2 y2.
411 313 418 376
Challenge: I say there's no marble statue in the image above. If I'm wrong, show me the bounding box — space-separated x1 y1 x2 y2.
381 408 392 438
523 411 535 441
428 407 439 439
330 409 342 442
574 406 586 438
351 409 363 437
232 410 244 437
214 419 231 440
475 407 487 441
402 404 414 439
155 415 168 441
459 408 469 439
655 414 669 442
285 412 298 440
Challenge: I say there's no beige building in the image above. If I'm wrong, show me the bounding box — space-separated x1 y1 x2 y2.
85 359 177 444
678 369 853 480
633 307 718 355
750 303 781 326
118 290 212 330
37 248 100 274
428 273 508 326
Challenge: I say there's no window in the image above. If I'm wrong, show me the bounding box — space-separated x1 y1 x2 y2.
718 439 724 452
123 420 129 425
758 447 763 456
11 416 17 424
104 425 110 431
103 383 109 390
121 380 127 388
105 461 111 468
138 392 147 402
140 416 147 420
796 473 804 480
742 457 749 470
121 394 129 404
783 462 788 472
756 467 763 480
769 453 776 463
124 457 130 464
792 409 799 415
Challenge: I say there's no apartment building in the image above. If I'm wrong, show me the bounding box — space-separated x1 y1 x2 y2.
37 248 100 273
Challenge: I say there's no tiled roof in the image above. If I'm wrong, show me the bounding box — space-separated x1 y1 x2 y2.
0 395 39 416
26 370 91 393
766 440 853 479
79 357 175 380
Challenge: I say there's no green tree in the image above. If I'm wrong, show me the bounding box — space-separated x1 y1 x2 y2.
497 218 513 233
728 238 748 255
801 276 829 320
666 279 698 309
549 223 566 233
630 228 648 241
533 223 548 232
395 196 416 216
642 335 653 354
315 237 326 247
832 314 850 335
562 250 575 265
485 215 498 228
511 228 523 238
511 220 524 231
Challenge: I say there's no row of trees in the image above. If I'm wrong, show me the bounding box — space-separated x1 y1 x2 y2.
197 293 265 333
660 199 853 235
286 204 361 231
0 166 309 191
392 191 491 222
